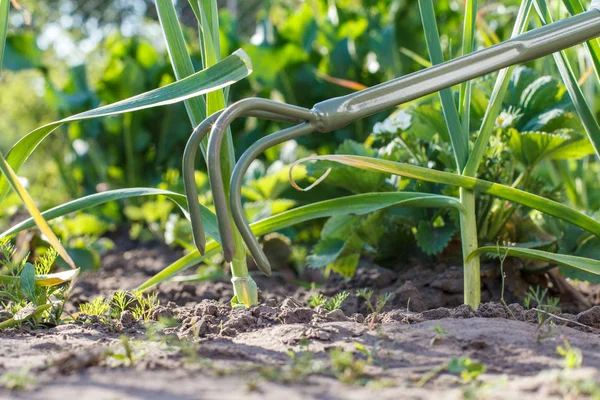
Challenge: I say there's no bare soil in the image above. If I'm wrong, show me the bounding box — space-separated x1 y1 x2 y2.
2 234 600 399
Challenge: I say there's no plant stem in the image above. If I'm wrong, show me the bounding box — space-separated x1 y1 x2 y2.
199 0 258 306
459 188 480 309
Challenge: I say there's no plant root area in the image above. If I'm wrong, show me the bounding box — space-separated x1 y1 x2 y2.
2 235 600 399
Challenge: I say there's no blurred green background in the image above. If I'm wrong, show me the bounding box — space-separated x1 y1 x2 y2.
2 0 599 278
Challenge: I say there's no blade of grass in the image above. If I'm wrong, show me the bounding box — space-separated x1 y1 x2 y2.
155 0 207 128
464 0 533 177
0 152 75 269
534 0 600 158
0 0 8 75
0 187 221 244
136 191 466 291
0 50 252 202
295 155 600 238
561 0 600 84
459 0 477 135
418 0 468 171
467 246 600 277
399 47 432 68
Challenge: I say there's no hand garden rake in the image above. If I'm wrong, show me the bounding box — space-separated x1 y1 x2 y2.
184 2 600 280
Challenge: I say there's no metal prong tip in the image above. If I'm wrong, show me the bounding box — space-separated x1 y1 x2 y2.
257 262 272 277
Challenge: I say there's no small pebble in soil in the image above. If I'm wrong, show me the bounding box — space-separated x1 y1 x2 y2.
421 308 451 320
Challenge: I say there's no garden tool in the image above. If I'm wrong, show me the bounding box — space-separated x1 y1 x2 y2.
183 3 600 276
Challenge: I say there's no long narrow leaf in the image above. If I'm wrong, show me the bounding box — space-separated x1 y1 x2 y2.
459 0 477 134
467 246 600 277
0 0 8 75
137 192 465 291
534 0 600 158
0 304 52 329
155 0 207 127
0 188 221 244
0 152 76 269
296 155 600 237
561 0 600 84
464 0 533 177
418 0 468 171
0 268 79 287
0 50 252 201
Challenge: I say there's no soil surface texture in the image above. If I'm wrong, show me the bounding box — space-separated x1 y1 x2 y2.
1 234 600 400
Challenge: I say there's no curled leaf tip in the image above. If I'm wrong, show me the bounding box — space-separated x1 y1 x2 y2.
289 156 331 192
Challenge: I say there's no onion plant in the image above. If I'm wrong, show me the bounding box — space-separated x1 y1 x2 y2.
193 0 600 309
0 2 252 302
3 0 600 312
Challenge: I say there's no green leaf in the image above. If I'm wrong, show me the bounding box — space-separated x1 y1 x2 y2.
298 155 600 238
464 0 533 177
0 304 52 329
520 76 563 114
0 151 76 269
459 0 477 136
155 0 207 126
560 0 600 85
533 0 600 158
569 237 600 283
3 33 43 71
329 252 361 278
0 50 252 201
507 130 573 167
308 140 386 193
137 191 466 291
0 0 8 75
467 246 600 278
307 215 362 269
245 163 307 200
418 0 468 171
0 188 221 244
416 220 456 255
307 238 348 269
522 108 580 132
19 263 35 300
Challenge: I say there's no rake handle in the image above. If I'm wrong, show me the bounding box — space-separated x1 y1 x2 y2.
311 8 600 131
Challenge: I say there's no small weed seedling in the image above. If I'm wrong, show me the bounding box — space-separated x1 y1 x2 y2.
132 291 159 322
524 286 561 326
556 338 583 369
79 296 111 317
0 368 36 391
78 290 158 328
307 291 350 311
105 335 147 367
0 243 74 329
259 339 322 384
417 356 486 387
357 289 393 330
111 290 134 317
354 342 378 365
429 323 449 346
328 347 368 385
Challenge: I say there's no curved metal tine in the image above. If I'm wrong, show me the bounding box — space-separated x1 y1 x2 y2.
229 123 315 275
183 109 309 255
207 98 315 263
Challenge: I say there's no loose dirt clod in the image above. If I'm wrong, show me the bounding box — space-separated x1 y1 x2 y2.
576 306 600 328
3 239 600 399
